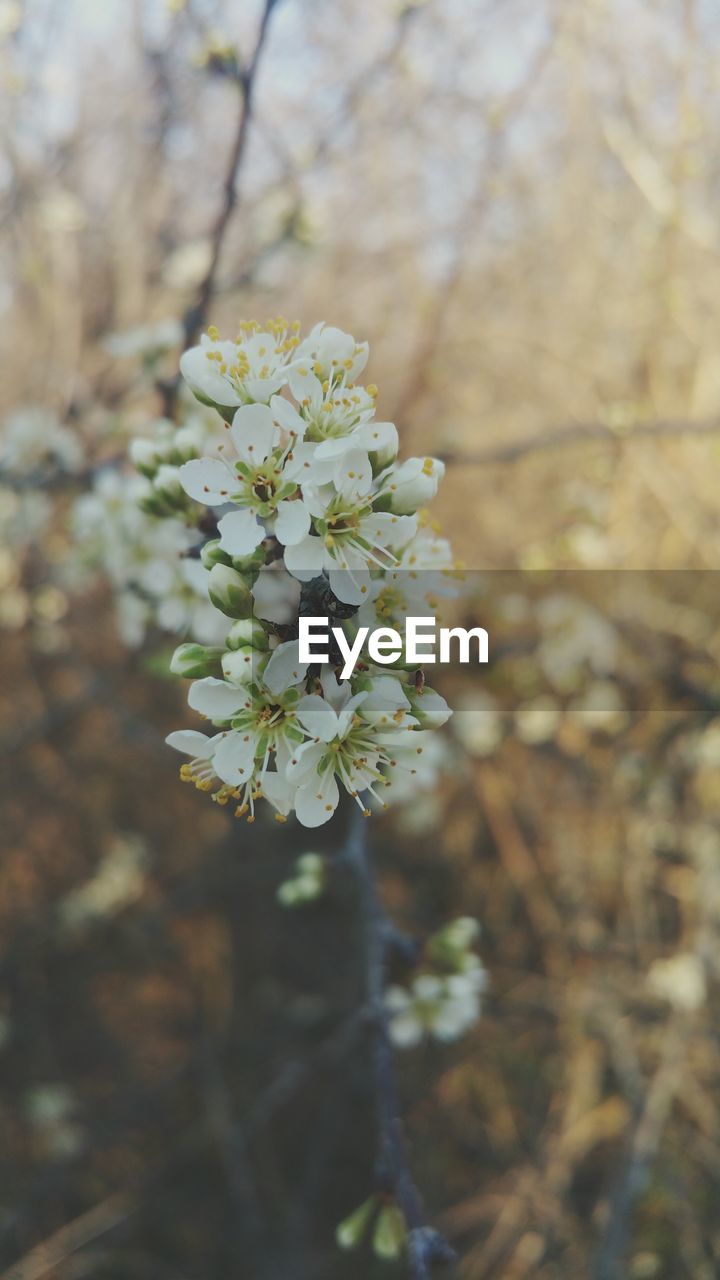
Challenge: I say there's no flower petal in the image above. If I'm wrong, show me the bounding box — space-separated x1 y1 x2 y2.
333 449 372 503
229 403 277 463
295 769 340 827
180 346 243 409
258 770 296 816
179 458 236 505
296 694 340 742
283 534 327 582
328 566 371 605
188 677 248 720
270 394 306 438
356 420 398 455
286 739 327 785
263 639 308 694
217 508 265 556
336 691 369 738
274 499 311 546
212 731 257 785
287 366 323 408
165 729 214 757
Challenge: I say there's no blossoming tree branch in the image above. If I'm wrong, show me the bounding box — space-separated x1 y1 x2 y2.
158 319 451 827
110 317 484 1270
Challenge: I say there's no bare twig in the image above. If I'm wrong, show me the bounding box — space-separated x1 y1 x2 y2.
344 807 456 1279
592 1014 688 1280
181 0 280 348
439 415 720 468
157 0 281 417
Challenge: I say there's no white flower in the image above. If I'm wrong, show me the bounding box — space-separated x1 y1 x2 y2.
386 960 486 1048
2 407 82 474
536 593 618 690
179 402 311 556
180 320 300 410
168 641 310 820
105 318 182 360
292 322 369 384
284 457 418 604
71 467 227 647
286 671 424 826
159 319 456 833
376 456 445 516
272 377 396 463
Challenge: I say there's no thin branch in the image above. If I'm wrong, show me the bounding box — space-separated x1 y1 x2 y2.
592 1014 687 1280
157 0 281 417
182 0 279 346
439 415 720 467
343 808 456 1279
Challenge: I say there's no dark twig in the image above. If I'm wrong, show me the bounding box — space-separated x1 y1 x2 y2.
344 808 456 1279
440 416 720 468
592 1014 687 1280
156 0 281 418
181 0 279 349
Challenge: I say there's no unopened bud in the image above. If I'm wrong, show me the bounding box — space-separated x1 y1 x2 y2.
225 618 270 651
378 457 445 516
129 437 160 477
207 563 253 618
407 686 452 729
231 545 267 573
373 1205 406 1260
170 643 225 679
336 1197 377 1251
153 464 186 502
200 539 233 569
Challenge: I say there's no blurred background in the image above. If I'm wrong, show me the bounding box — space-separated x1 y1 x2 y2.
3 1 720 1277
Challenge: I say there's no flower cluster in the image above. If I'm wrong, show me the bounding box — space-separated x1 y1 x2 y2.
138 319 456 827
71 411 228 648
1 406 83 477
385 917 486 1048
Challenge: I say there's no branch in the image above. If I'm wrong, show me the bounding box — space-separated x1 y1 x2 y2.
157 0 281 416
592 1014 687 1280
186 1 279 341
439 416 720 467
343 808 456 1279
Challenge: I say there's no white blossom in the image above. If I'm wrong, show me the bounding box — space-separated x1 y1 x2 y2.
180 319 300 410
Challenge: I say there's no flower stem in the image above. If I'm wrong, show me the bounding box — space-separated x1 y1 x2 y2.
343 805 456 1279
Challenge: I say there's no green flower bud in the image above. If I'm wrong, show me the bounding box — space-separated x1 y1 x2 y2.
170 643 225 679
207 563 253 618
129 437 160 478
231 545 267 573
172 425 203 463
200 539 233 570
225 618 270 652
373 1205 406 1259
336 1197 377 1251
153 464 188 506
297 853 323 876
427 916 480 970
277 880 303 907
